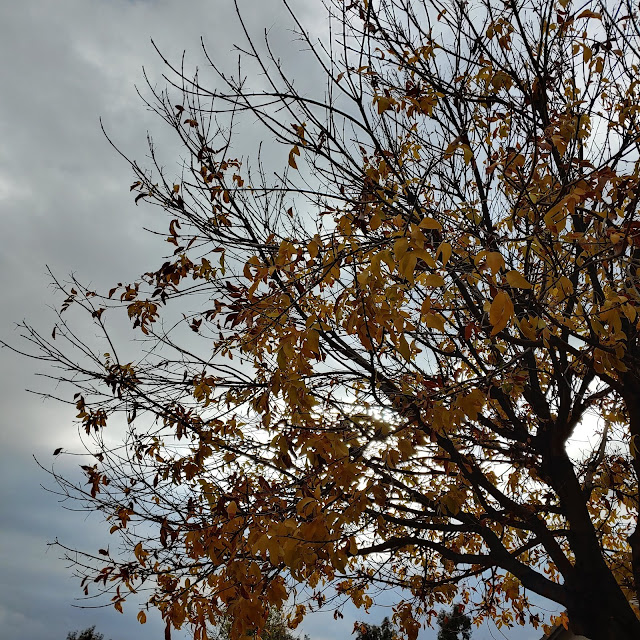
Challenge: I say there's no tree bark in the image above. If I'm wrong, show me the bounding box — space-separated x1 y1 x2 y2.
541 448 640 639
621 371 640 604
562 566 640 640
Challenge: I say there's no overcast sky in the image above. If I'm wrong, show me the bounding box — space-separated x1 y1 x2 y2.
0 2 552 640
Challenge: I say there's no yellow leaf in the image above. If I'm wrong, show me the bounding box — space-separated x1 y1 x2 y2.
556 276 574 297
491 71 513 92
394 237 410 261
134 541 148 566
418 217 442 230
398 335 412 361
308 240 319 258
519 316 537 340
437 242 452 266
505 270 532 289
400 252 419 283
486 252 505 275
462 144 473 165
282 539 302 569
306 329 321 356
444 141 457 160
423 274 445 287
251 533 269 555
414 248 436 268
397 437 415 458
489 291 514 335
137 611 147 625
425 313 446 332
544 199 568 231
333 550 348 573
623 304 637 323
457 389 485 419
441 492 461 516
227 500 238 518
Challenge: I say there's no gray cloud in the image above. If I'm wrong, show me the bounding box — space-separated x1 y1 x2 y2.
0 2 351 639
0 2 550 639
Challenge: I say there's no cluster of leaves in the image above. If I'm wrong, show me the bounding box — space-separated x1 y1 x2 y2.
13 0 640 639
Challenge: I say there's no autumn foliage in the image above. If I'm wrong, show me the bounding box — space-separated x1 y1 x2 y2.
15 0 640 639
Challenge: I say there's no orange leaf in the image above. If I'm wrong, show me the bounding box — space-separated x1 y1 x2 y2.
288 145 300 169
376 96 394 114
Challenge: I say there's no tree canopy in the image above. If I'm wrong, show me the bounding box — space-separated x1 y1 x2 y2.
210 607 308 640
66 627 106 640
14 0 640 639
355 617 397 640
436 606 472 640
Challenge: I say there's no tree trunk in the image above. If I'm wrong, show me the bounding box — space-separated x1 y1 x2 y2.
621 371 640 602
563 568 640 640
540 447 640 639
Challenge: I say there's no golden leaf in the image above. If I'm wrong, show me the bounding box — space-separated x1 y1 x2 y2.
462 144 473 165
425 313 446 332
519 316 537 340
556 276 574 297
308 240 320 258
398 335 412 361
437 242 452 266
489 291 514 335
306 329 321 356
506 270 532 289
486 252 505 275
423 274 446 287
400 252 419 283
418 217 442 230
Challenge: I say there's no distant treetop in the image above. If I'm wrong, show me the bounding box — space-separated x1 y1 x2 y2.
436 606 472 640
66 627 107 640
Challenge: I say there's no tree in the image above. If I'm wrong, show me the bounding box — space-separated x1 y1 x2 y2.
436 606 472 640
12 0 640 638
66 627 105 640
211 607 309 640
355 617 397 640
